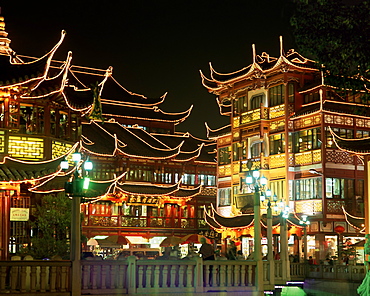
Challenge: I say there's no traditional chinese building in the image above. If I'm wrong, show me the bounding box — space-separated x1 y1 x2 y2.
0 14 217 259
201 37 367 261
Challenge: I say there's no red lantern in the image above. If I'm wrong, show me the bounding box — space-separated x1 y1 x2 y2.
334 225 345 234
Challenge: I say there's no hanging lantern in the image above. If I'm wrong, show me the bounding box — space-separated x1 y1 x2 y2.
334 225 345 234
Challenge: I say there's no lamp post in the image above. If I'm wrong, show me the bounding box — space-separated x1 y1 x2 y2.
261 193 290 284
280 205 290 282
260 192 274 287
61 152 93 296
245 161 269 295
300 215 310 264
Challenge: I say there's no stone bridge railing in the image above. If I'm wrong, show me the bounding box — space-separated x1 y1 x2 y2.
0 258 365 295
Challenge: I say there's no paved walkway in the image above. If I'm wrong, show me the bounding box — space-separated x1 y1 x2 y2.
95 292 258 296
97 292 259 296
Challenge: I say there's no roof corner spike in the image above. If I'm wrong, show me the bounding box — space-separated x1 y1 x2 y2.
105 66 113 77
252 44 256 63
279 36 284 56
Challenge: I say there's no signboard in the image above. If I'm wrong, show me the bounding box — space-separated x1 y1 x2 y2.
10 208 29 221
198 230 221 240
127 196 159 206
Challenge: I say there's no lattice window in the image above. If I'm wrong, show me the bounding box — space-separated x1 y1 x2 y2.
8 136 44 160
52 141 73 159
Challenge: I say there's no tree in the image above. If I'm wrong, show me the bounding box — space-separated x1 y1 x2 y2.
20 193 71 259
290 0 370 95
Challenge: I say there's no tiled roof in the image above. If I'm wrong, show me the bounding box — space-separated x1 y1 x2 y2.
292 101 370 119
206 123 231 139
343 207 365 233
205 204 304 230
81 121 181 159
0 54 46 87
201 44 317 91
0 31 66 89
69 70 166 107
0 156 63 182
331 128 370 154
102 103 192 124
116 181 201 199
81 121 216 162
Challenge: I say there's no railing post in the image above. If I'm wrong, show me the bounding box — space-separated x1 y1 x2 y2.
194 256 204 293
127 256 137 294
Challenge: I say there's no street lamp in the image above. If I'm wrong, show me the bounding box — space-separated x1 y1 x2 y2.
261 193 290 283
245 160 269 295
300 214 310 263
61 152 93 296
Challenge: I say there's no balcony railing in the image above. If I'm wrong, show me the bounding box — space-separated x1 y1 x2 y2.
85 216 204 230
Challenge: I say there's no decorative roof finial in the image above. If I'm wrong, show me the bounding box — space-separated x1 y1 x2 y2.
279 36 284 57
252 44 256 64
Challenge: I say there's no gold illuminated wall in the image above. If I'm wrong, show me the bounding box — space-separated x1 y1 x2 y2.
0 130 5 153
8 136 44 160
52 141 73 159
295 200 323 214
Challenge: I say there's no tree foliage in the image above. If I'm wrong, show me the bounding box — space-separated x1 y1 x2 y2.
20 194 71 259
290 0 370 89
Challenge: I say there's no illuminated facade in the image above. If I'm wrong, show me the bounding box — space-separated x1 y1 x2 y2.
201 38 367 261
0 15 217 259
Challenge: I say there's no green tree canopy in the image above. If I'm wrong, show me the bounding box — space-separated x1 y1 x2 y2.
21 194 71 259
290 0 370 90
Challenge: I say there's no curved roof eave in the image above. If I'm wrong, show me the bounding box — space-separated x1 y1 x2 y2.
20 51 72 99
205 122 232 139
331 126 370 155
100 74 166 106
115 181 180 196
0 30 66 89
206 204 255 229
199 69 223 91
342 206 365 233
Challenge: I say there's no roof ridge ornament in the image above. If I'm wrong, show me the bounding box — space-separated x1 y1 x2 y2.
252 44 256 64
279 36 284 57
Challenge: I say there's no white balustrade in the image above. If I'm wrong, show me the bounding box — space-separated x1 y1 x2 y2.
1 257 362 295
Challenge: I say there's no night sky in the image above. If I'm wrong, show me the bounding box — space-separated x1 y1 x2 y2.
3 1 295 138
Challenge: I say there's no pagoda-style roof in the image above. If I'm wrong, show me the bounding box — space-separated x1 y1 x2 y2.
292 100 370 119
93 180 203 206
29 171 123 200
331 127 370 154
342 207 365 233
115 181 201 198
205 123 231 139
0 31 66 89
200 37 318 92
205 204 254 229
205 204 305 230
20 51 71 100
101 75 166 107
81 121 182 159
0 154 65 183
80 121 216 163
68 67 166 107
216 97 231 116
151 132 216 163
101 103 192 125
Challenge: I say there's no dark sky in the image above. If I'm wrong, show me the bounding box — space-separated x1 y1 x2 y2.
3 1 295 138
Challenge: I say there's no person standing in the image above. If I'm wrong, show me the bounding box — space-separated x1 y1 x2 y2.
199 237 215 285
227 241 237 260
199 237 215 260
